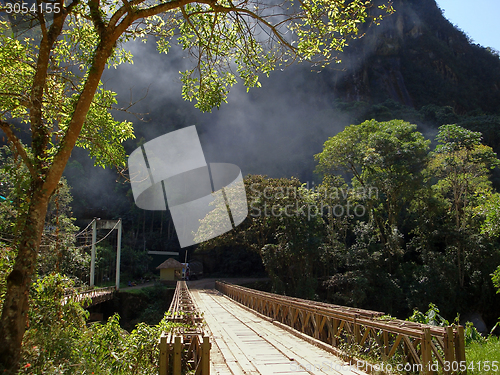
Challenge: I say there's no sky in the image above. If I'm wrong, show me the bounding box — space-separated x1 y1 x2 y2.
436 0 500 51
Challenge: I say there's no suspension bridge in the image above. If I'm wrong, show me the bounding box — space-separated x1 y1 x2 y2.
63 285 115 307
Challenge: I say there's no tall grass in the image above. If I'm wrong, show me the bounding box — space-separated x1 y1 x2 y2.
465 336 500 375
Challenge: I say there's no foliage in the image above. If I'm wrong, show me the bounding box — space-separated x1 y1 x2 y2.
314 120 430 311
195 121 500 320
20 273 89 373
407 304 500 375
407 304 487 348
19 273 181 374
0 21 135 169
0 243 15 311
0 145 32 236
122 285 175 327
465 336 500 375
480 193 500 238
197 175 325 297
315 119 430 252
407 303 449 327
0 146 87 284
424 125 500 288
463 321 486 346
492 266 500 293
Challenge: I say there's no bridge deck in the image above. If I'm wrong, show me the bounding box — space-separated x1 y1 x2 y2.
63 286 114 307
191 287 368 375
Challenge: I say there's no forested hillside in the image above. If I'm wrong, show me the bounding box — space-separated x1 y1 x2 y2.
329 0 500 113
198 121 500 327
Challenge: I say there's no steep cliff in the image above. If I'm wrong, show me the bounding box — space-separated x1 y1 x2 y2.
328 0 500 114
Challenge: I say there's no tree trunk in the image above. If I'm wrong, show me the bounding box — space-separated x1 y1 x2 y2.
0 31 119 372
0 187 50 373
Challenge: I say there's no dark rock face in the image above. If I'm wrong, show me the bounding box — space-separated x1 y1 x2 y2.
327 0 500 114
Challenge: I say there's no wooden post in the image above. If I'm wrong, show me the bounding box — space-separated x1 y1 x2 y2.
115 219 122 290
444 326 455 375
173 335 182 375
202 336 210 374
90 219 97 287
332 319 339 347
314 314 320 339
354 314 360 344
455 326 466 375
383 331 389 360
421 328 433 375
159 333 167 375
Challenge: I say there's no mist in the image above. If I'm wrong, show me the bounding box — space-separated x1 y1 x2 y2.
101 39 357 183
65 0 453 217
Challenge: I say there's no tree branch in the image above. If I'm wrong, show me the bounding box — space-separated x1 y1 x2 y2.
65 0 81 13
36 0 48 39
30 6 68 172
44 31 120 196
131 0 194 23
0 120 37 180
190 1 297 53
88 0 106 35
108 0 148 28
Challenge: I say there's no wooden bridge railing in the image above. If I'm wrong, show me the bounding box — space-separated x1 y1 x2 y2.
159 281 210 375
216 281 466 375
63 286 115 307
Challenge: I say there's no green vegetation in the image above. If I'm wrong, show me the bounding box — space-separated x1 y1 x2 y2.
407 303 451 327
120 285 175 327
201 120 500 326
335 304 500 375
493 267 500 293
465 337 500 375
0 0 393 369
1 0 500 371
18 274 181 374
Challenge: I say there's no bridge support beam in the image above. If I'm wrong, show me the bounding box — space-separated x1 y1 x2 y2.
89 218 122 289
115 219 122 290
90 219 97 287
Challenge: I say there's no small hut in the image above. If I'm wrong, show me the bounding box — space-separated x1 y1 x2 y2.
156 258 183 281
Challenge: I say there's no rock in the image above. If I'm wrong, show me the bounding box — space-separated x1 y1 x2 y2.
461 312 488 334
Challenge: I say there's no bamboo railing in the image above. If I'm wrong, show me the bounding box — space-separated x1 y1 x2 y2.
159 281 210 375
216 281 466 375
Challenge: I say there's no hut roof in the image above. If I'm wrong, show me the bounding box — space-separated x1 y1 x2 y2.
156 258 183 270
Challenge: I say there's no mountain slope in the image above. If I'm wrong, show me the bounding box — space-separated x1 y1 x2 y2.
328 0 500 114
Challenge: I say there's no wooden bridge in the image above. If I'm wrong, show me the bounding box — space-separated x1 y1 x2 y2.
63 286 115 307
160 281 210 375
160 280 467 375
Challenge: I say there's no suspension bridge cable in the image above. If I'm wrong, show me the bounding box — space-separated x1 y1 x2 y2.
74 219 96 238
75 220 120 249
